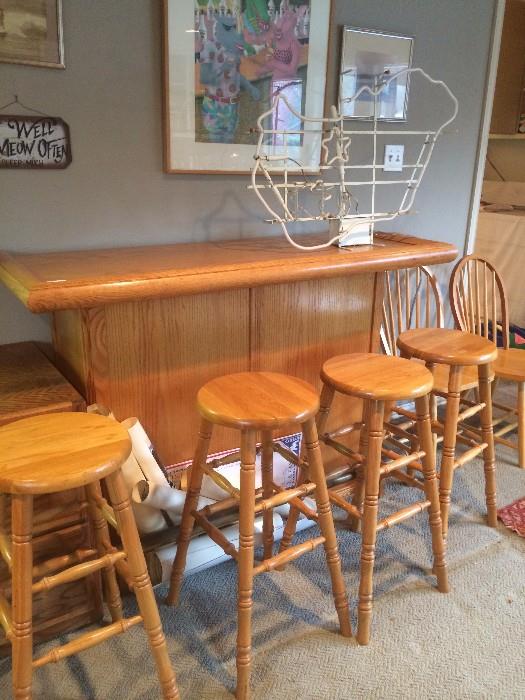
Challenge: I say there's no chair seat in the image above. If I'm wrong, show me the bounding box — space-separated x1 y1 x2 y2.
494 348 525 382
321 353 433 401
0 413 131 495
397 328 498 366
197 372 319 430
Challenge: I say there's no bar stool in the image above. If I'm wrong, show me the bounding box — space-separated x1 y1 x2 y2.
397 328 498 540
0 412 178 700
167 371 351 700
300 353 448 646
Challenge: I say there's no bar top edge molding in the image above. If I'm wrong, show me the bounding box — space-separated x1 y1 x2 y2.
0 232 458 313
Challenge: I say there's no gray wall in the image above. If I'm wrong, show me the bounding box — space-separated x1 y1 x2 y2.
0 0 496 343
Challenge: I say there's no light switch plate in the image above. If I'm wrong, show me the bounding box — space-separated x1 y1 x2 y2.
384 144 404 172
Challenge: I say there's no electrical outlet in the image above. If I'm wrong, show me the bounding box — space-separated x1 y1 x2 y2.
384 144 404 172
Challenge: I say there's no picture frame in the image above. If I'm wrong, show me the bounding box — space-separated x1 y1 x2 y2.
162 0 332 174
339 27 413 121
0 1 64 69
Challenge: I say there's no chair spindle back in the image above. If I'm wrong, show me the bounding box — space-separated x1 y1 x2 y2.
449 255 510 349
381 266 444 355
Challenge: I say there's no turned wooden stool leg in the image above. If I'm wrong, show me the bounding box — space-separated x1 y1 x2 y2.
519 382 525 469
357 399 384 646
302 417 352 638
236 430 257 700
439 365 463 540
415 395 449 593
276 386 333 559
261 429 274 560
478 363 497 527
105 469 179 700
86 481 123 621
427 363 438 456
349 399 370 530
11 494 33 700
168 419 213 606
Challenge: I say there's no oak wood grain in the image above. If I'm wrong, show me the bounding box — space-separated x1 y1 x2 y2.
321 353 434 402
0 233 457 312
0 343 85 425
397 328 498 367
0 413 131 495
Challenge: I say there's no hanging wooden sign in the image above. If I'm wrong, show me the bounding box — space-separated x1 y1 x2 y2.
0 115 71 169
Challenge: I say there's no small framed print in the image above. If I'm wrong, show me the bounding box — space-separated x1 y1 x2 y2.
0 0 64 69
339 27 413 121
162 0 332 174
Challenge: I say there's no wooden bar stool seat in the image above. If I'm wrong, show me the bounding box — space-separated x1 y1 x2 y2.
282 354 448 646
397 328 498 540
0 412 178 700
168 371 351 700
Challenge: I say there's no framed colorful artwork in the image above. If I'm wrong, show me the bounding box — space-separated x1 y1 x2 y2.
0 1 64 69
162 0 332 174
339 27 413 121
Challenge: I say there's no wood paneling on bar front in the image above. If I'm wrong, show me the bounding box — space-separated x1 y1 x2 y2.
1 233 457 466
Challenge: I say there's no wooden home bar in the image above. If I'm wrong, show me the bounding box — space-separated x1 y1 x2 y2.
0 232 457 468
3 2 525 696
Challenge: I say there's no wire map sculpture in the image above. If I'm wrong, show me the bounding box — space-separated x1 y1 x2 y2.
249 67 458 251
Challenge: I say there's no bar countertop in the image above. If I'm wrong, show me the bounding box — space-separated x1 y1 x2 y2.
0 232 458 313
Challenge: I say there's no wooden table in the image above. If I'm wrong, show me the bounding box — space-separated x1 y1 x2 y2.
0 232 457 468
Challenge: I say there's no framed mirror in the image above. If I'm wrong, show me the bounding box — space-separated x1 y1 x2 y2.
339 27 413 121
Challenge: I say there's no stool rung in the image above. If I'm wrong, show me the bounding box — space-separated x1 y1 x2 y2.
381 446 423 473
199 488 263 519
322 436 363 463
453 443 487 470
33 615 142 668
191 510 239 561
33 548 97 580
383 434 412 456
272 442 301 467
325 421 363 440
392 406 416 421
389 469 425 491
380 450 425 476
255 482 317 513
492 400 518 415
376 500 431 531
457 402 485 423
32 551 127 594
0 532 11 569
328 490 362 520
91 493 119 532
270 481 318 521
202 464 240 499
253 536 325 575
0 590 12 640
494 434 518 449
495 421 518 438
384 422 419 448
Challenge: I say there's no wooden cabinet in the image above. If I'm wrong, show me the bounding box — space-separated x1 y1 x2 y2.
490 0 525 134
0 342 103 655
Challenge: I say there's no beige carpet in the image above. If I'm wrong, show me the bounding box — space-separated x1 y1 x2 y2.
1 447 525 699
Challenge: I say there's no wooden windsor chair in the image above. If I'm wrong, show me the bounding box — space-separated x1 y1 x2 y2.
450 255 525 468
0 412 178 700
167 371 351 700
380 266 493 463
